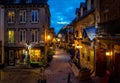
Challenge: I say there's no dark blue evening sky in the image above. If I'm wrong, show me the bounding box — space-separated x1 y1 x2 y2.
48 0 85 34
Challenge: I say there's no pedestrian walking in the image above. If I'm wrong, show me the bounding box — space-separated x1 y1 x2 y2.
69 47 75 62
75 48 81 68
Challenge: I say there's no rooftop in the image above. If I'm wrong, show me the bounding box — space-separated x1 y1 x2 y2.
0 0 48 5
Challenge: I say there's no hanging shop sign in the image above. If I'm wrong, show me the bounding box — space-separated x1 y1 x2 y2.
85 26 97 41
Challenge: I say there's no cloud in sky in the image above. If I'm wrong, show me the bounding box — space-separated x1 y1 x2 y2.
48 0 85 34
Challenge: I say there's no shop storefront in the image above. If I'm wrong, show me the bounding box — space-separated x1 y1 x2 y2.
81 42 95 70
5 46 45 66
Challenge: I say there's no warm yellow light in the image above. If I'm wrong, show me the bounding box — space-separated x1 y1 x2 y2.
47 35 50 40
57 38 60 42
76 45 82 48
80 46 82 48
72 44 75 46
110 52 113 55
106 52 110 56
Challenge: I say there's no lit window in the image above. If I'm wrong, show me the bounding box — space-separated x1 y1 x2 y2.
8 11 15 23
31 10 38 23
19 30 26 42
8 30 14 43
19 10 26 23
31 30 38 42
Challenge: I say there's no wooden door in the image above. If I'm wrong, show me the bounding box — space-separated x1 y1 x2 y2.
114 53 120 77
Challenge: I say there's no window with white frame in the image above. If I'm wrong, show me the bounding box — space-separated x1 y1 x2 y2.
31 30 38 42
31 10 38 23
26 0 32 3
8 30 14 43
19 30 26 42
87 0 91 11
80 7 83 16
19 10 26 23
8 11 15 23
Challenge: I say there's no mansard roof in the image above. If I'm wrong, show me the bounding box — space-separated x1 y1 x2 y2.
80 2 86 9
0 0 48 5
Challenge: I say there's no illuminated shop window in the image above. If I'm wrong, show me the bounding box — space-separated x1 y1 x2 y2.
8 30 14 43
8 11 15 23
29 50 41 63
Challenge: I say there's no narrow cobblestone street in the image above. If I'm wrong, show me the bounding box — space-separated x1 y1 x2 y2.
44 48 79 83
0 48 100 83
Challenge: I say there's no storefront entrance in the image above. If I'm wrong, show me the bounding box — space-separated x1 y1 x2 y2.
15 49 29 65
15 49 41 65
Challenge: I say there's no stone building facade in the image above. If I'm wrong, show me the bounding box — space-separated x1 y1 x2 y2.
0 0 50 66
96 0 120 81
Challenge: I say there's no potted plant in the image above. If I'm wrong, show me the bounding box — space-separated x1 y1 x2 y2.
47 47 55 62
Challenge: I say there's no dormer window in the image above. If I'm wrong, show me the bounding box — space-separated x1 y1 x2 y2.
80 7 83 16
26 0 32 3
87 0 91 11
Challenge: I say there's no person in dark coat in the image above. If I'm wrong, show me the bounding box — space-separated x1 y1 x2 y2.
76 48 80 68
69 47 75 61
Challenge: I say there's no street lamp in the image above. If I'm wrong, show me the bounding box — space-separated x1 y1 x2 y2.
47 35 50 40
24 42 32 67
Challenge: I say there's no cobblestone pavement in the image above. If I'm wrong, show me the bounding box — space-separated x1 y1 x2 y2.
44 48 79 83
0 48 100 83
44 48 98 83
0 69 40 83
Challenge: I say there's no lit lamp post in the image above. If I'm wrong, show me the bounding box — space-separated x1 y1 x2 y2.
47 35 51 47
44 34 51 64
25 43 32 67
47 35 50 40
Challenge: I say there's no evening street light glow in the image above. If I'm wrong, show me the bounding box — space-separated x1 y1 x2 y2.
47 35 50 40
76 45 82 49
57 38 60 42
106 52 110 56
106 51 113 56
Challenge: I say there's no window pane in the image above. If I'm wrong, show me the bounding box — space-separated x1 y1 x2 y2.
19 10 26 22
31 10 38 22
31 30 35 42
20 31 22 41
35 31 38 42
8 30 14 43
23 30 26 41
8 11 15 23
32 12 34 22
